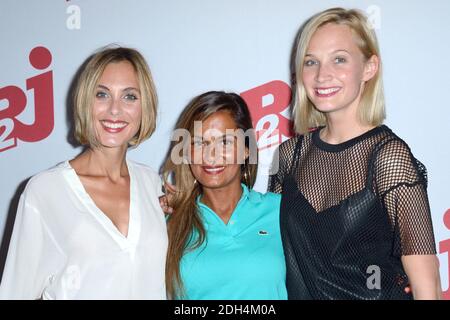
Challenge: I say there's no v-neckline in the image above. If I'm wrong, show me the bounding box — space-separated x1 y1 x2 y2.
63 159 139 248
197 184 248 227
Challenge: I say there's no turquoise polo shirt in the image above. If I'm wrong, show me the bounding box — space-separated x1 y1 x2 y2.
179 184 287 300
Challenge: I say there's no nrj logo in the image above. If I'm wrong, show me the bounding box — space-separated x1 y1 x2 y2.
241 80 294 151
0 46 54 153
439 208 450 300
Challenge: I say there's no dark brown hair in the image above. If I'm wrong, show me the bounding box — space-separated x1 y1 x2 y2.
163 91 258 298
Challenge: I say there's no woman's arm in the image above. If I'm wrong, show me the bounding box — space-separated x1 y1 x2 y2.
401 254 442 300
374 139 442 299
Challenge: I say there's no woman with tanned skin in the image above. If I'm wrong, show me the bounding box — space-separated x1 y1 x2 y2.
163 91 287 300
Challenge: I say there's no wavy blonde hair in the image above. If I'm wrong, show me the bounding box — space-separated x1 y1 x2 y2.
293 7 385 134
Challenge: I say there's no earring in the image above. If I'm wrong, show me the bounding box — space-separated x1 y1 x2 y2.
243 165 250 185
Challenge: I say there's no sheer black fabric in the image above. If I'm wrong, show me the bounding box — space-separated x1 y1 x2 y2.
269 125 436 300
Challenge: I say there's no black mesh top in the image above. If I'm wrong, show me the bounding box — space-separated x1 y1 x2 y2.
268 125 436 300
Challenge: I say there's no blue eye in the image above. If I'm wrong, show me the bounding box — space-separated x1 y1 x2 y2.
124 94 138 101
96 91 108 98
335 57 346 64
304 59 318 67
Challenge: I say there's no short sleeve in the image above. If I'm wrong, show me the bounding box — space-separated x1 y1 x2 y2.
268 137 299 194
374 138 437 256
268 147 283 194
0 192 60 299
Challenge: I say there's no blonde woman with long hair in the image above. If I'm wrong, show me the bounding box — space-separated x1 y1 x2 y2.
269 8 441 299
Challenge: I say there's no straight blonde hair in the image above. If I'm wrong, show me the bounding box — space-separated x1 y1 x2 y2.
73 46 158 147
293 7 385 134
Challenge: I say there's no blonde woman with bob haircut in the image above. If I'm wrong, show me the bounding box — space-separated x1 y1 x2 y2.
0 47 168 299
269 8 441 299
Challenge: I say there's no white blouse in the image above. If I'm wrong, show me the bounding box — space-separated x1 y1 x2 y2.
0 159 168 300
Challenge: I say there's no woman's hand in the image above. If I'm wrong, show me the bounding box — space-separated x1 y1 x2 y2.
159 182 176 215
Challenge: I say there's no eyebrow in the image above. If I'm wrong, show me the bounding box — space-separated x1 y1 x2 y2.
193 134 236 140
97 84 140 92
305 49 351 57
332 49 350 54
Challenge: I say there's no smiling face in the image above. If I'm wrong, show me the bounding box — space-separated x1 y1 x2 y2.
301 23 378 118
189 110 248 191
92 61 142 149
